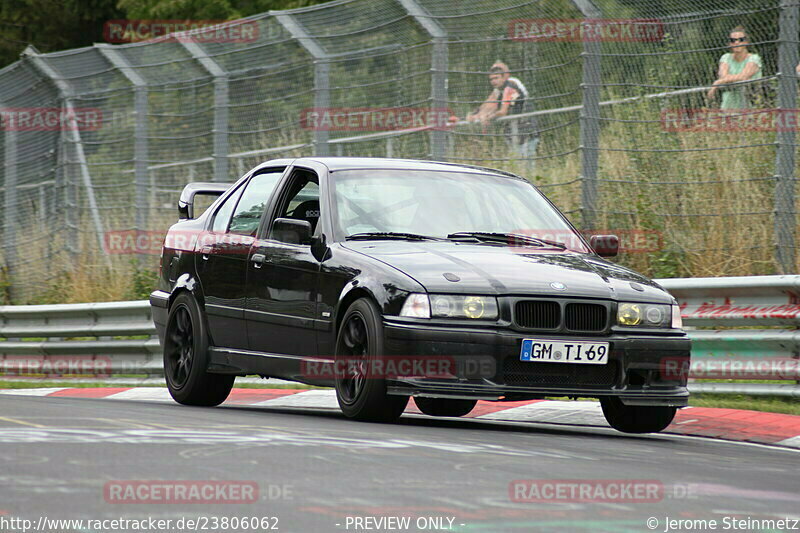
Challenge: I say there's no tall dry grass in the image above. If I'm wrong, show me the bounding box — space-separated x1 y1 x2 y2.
453 102 792 279
2 214 159 304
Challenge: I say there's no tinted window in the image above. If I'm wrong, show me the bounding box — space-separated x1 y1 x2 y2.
211 185 243 233
271 171 321 237
228 170 284 236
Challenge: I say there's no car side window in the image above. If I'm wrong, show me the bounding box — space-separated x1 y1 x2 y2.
272 170 321 236
228 169 284 236
211 185 244 234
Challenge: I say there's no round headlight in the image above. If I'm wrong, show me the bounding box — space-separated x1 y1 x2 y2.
431 296 452 316
463 296 486 319
618 303 642 326
645 306 664 324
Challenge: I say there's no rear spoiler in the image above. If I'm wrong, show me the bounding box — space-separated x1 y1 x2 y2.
178 182 232 219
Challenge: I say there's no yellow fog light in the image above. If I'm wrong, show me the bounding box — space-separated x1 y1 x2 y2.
618 303 642 326
463 296 486 319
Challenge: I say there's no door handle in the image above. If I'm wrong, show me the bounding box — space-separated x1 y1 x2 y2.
201 245 212 260
252 253 267 268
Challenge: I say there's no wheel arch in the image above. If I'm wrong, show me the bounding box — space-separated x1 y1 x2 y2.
168 273 205 310
332 266 420 336
334 285 379 336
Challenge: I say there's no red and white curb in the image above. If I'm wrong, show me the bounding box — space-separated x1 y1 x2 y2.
2 387 800 449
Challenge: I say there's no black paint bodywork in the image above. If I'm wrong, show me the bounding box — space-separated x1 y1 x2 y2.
151 157 690 407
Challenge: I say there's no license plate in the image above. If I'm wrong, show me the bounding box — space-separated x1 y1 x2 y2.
520 339 609 364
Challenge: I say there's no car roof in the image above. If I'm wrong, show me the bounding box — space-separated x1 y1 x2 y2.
252 157 524 180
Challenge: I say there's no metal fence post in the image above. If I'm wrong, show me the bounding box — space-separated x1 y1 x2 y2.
775 0 798 273
58 127 78 257
572 0 601 230
430 39 448 161
179 41 229 182
22 46 109 263
213 75 230 180
3 119 18 302
275 13 330 157
314 60 331 156
96 45 149 237
398 0 448 161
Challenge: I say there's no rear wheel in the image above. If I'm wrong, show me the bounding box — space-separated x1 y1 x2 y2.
600 397 676 434
414 397 477 417
163 292 234 406
334 298 408 422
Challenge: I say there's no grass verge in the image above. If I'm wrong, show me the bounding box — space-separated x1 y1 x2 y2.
688 394 800 416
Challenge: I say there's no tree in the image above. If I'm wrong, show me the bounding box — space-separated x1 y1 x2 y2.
0 0 330 68
0 0 124 67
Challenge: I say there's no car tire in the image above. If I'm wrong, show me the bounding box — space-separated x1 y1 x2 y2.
334 298 409 422
163 292 234 406
414 397 477 417
600 397 676 434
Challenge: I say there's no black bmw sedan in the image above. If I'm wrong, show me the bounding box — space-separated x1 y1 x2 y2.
150 157 690 433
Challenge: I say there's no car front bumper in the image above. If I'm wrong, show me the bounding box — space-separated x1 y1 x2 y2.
382 319 690 407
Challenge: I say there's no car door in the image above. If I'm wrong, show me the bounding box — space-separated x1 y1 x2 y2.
197 167 285 348
244 166 324 357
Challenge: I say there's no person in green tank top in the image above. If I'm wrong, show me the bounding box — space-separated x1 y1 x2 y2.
707 26 763 109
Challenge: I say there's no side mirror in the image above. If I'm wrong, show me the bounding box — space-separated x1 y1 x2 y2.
589 234 619 257
311 232 330 262
272 218 313 245
178 182 231 219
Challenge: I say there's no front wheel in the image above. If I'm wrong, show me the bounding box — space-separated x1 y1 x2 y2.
163 292 234 406
600 397 676 434
334 298 408 422
415 397 477 417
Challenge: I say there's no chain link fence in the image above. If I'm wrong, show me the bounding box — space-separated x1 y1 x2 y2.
0 0 797 302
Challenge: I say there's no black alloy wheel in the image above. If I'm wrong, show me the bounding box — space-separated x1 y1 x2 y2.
334 298 409 422
163 292 234 406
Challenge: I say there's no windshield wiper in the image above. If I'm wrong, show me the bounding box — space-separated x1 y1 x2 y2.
346 232 444 241
447 232 567 249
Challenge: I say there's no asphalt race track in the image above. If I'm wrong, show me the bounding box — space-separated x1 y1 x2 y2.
0 394 798 533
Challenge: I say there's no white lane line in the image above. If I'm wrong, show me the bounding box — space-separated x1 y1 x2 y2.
250 389 340 409
103 388 174 402
0 388 68 396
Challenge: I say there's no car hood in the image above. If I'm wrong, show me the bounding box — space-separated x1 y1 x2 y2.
343 241 673 303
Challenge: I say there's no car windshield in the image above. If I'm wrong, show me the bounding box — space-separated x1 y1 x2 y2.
331 169 589 252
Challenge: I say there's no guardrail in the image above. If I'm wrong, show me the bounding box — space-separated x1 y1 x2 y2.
0 301 162 376
659 275 800 398
1 275 798 397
